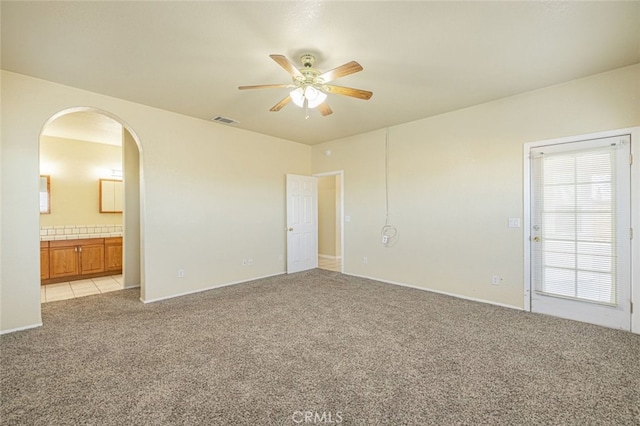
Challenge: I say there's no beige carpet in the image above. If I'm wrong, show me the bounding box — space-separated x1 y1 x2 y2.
2 269 639 425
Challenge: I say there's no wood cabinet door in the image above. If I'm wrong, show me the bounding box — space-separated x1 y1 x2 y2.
49 246 79 279
40 248 50 280
80 244 105 275
105 243 123 271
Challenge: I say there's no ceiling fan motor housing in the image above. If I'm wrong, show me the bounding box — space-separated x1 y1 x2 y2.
294 55 324 89
300 54 315 68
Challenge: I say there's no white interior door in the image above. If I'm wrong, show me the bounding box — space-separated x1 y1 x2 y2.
286 174 318 273
529 135 631 330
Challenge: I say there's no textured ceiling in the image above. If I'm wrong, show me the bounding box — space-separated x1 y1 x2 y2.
2 1 639 145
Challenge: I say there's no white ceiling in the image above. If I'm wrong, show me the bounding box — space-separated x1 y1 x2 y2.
2 1 639 145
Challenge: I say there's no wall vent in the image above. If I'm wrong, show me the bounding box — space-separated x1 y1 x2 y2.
210 116 240 126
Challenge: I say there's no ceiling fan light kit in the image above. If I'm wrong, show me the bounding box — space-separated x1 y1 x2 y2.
290 86 327 108
239 54 373 118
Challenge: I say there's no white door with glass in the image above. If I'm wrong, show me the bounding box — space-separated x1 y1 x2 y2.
286 174 318 273
529 135 631 330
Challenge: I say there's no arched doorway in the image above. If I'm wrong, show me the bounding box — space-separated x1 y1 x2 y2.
39 107 144 303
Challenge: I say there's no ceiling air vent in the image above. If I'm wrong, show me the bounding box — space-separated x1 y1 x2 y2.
210 115 240 126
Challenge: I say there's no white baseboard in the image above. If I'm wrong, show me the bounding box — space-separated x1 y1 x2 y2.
1 322 43 335
344 272 523 311
140 272 286 304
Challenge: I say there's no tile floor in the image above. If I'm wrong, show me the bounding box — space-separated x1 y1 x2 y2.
42 260 341 304
41 275 124 303
318 257 342 272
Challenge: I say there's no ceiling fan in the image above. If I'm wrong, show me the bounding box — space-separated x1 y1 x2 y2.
238 54 373 117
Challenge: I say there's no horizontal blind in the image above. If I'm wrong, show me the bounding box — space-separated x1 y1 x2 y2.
531 143 619 305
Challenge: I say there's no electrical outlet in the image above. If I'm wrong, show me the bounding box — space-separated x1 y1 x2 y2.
508 218 521 228
178 269 185 278
363 256 368 264
382 235 389 244
242 259 247 266
248 259 253 265
492 275 500 285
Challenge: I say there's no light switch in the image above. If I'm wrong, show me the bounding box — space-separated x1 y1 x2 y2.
344 215 351 222
508 218 521 228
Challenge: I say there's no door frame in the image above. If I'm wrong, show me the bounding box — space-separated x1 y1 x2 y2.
313 170 344 274
523 127 640 333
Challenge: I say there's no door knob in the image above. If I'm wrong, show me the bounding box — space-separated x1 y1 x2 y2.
288 227 294 232
533 236 540 242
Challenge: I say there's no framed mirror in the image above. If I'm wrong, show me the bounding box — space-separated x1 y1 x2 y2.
39 175 51 214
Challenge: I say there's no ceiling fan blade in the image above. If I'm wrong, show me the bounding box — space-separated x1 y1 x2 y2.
317 103 333 117
269 95 292 112
323 85 373 100
270 54 303 79
239 84 290 90
318 61 363 83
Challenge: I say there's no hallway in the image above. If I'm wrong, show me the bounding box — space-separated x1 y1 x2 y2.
318 257 341 272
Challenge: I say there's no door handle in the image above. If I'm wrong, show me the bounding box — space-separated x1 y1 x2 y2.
288 227 294 232
533 236 540 242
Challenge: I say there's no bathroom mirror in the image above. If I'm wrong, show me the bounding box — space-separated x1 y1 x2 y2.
39 175 51 214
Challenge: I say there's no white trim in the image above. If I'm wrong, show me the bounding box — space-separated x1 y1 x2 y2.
140 272 285 304
523 141 532 312
344 272 522 311
523 127 640 335
339 172 344 274
631 127 640 334
0 322 43 335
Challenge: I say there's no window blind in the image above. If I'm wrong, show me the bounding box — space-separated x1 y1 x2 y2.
531 143 620 305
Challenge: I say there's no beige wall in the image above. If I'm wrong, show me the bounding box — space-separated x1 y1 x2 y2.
312 65 640 313
318 175 337 257
317 174 342 259
39 136 123 227
123 128 141 288
2 65 639 333
1 70 310 332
